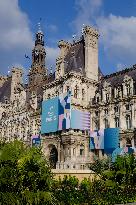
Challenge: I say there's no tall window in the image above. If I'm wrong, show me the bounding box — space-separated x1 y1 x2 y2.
115 117 120 128
95 120 99 130
82 89 85 100
95 111 99 117
73 148 76 156
104 109 108 115
126 115 131 129
104 118 109 128
126 104 130 111
80 144 84 156
74 85 79 98
126 84 131 96
66 86 70 92
106 93 109 102
114 106 119 113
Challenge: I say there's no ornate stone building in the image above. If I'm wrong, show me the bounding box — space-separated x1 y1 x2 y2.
0 25 136 169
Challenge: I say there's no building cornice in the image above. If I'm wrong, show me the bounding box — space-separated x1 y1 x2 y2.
43 72 97 89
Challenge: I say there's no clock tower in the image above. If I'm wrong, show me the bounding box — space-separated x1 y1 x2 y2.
29 23 47 87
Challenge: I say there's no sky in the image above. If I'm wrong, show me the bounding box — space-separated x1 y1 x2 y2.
1 0 136 77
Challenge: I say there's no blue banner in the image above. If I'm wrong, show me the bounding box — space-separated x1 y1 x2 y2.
58 91 71 130
32 135 41 147
71 109 90 130
41 97 59 134
104 128 119 153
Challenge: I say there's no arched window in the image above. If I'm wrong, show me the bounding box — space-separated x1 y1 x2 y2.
126 115 131 129
49 145 58 169
115 117 120 128
114 106 119 113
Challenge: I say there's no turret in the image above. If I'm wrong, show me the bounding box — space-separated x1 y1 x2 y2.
83 26 99 82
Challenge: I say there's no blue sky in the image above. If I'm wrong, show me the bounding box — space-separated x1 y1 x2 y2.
1 0 136 77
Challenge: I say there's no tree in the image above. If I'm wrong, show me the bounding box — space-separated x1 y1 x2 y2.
53 175 81 205
0 140 59 205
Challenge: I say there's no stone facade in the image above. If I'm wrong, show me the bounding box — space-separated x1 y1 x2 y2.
0 25 136 170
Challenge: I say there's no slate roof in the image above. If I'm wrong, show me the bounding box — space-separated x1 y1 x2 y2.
99 65 136 89
64 38 85 75
0 77 11 103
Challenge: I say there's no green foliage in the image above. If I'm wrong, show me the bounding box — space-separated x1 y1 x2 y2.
53 175 80 205
89 156 112 176
0 140 58 205
1 140 136 205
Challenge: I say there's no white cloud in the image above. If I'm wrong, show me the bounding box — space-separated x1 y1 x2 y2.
97 15 136 63
72 0 136 69
48 24 58 33
0 0 33 74
72 0 103 33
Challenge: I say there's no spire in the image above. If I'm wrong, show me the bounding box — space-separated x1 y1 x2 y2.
31 20 46 71
29 20 47 88
35 20 44 46
38 21 42 33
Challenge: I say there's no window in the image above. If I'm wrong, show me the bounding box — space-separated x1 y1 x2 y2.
73 148 76 156
66 86 70 92
94 120 99 130
134 82 136 95
80 144 84 156
104 118 109 128
126 84 131 96
106 93 109 102
104 109 108 115
82 89 85 100
111 89 114 99
126 138 132 147
126 104 130 110
126 115 131 129
80 165 85 170
96 96 99 103
60 86 63 93
115 88 120 98
95 111 99 117
74 85 79 98
48 94 51 99
114 106 119 113
67 148 70 155
56 91 59 96
5 98 8 104
115 117 120 128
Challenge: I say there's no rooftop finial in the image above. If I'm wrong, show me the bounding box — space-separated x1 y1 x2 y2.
72 34 76 42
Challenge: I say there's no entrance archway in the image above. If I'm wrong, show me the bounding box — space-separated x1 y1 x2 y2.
49 145 58 169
